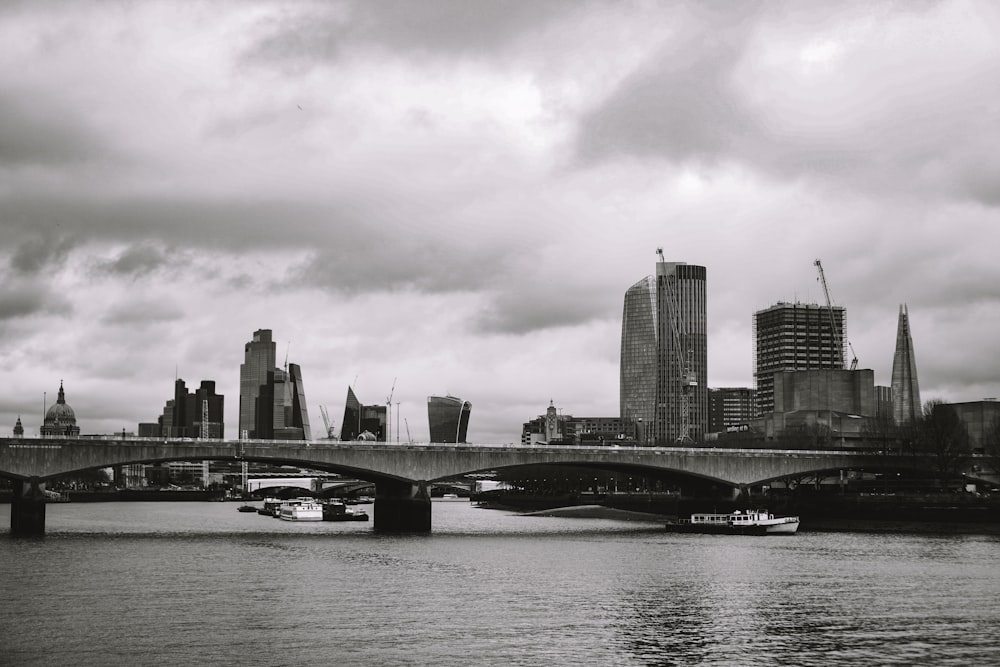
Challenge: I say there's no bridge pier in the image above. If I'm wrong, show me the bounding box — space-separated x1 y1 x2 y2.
374 480 431 533
10 477 46 537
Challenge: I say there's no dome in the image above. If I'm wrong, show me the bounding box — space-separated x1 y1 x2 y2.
46 401 76 424
42 382 80 436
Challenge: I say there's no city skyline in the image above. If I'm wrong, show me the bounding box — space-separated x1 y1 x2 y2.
3 2 1000 443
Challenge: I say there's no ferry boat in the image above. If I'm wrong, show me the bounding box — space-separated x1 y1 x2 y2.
665 509 799 535
258 497 282 516
278 499 324 522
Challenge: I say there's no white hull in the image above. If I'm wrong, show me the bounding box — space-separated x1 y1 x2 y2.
278 500 324 521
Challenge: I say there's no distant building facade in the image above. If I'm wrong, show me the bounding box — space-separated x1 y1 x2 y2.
891 304 921 425
238 329 311 440
41 382 81 436
427 396 471 443
521 401 624 446
708 387 756 434
754 302 846 416
340 387 386 441
144 379 224 438
945 400 1000 452
621 259 708 444
757 369 877 442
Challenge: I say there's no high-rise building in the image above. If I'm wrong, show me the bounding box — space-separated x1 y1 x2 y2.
620 259 707 444
427 395 471 443
339 387 386 441
147 379 224 438
238 329 310 440
239 329 276 439
891 304 921 425
753 302 845 416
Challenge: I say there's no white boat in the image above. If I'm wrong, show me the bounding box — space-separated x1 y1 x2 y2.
665 509 799 535
277 499 324 522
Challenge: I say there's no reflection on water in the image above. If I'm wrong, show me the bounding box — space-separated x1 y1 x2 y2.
1 502 999 666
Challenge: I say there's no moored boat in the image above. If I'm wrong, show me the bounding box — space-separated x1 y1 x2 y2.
321 499 369 522
278 499 324 522
237 504 257 513
665 509 799 535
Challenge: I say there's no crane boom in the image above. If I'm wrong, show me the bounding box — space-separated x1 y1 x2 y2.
814 259 857 370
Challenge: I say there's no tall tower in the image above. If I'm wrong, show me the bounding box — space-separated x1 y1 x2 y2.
891 304 921 425
753 302 845 415
239 329 275 439
620 258 707 444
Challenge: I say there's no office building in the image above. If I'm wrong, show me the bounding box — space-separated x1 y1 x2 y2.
145 379 224 438
620 259 707 444
708 387 756 433
340 387 386 441
238 329 311 440
753 302 846 416
239 329 276 439
891 304 921 425
427 395 471 443
41 382 81 436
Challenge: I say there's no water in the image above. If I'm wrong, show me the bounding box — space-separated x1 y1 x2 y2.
2 501 999 666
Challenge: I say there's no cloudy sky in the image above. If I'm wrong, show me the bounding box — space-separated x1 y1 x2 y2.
3 0 999 442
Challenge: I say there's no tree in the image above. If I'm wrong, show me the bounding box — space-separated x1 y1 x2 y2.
917 400 972 480
981 416 1000 477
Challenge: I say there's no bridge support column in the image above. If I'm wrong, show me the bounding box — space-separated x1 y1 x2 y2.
10 477 46 537
374 480 431 533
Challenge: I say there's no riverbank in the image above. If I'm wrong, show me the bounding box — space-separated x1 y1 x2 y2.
472 490 1000 524
0 488 226 502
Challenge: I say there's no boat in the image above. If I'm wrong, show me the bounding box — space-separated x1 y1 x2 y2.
277 499 324 522
321 499 369 522
258 497 284 516
237 504 257 513
665 509 799 535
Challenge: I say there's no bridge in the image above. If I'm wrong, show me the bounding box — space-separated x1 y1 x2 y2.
0 436 948 535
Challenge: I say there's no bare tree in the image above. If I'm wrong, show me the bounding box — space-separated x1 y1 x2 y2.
981 416 1000 477
917 400 972 480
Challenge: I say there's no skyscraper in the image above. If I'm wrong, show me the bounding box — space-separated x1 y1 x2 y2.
239 329 275 439
620 258 707 444
239 329 310 440
891 303 921 425
427 395 471 443
753 302 845 415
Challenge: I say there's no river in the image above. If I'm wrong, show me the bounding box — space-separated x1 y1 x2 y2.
1 500 998 666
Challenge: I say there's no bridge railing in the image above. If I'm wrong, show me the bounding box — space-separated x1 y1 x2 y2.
2 433 897 458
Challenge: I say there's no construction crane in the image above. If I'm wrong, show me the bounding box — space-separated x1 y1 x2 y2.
385 378 396 444
656 247 698 443
319 405 334 439
814 259 858 370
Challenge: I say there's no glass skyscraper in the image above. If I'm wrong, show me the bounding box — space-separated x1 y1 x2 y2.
891 303 921 425
427 395 471 443
620 260 707 444
239 329 276 439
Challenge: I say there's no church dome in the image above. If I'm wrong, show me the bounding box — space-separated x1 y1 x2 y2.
44 382 77 426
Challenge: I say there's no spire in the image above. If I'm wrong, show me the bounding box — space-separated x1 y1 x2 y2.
891 303 921 425
57 380 66 405
13 415 23 437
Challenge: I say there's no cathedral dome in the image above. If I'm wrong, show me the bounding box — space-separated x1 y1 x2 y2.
42 382 80 436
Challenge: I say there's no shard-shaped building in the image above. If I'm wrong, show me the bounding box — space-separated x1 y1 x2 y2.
891 304 921 425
